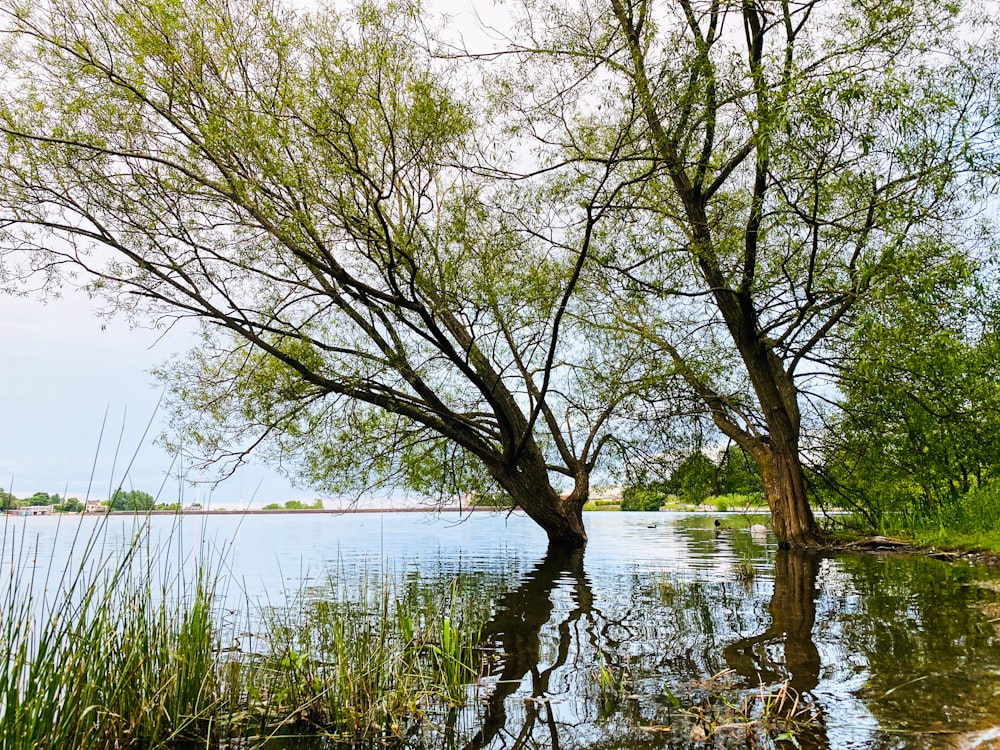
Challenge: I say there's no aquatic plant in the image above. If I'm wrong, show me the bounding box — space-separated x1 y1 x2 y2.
0 517 221 749
734 559 757 584
648 673 820 748
0 518 487 749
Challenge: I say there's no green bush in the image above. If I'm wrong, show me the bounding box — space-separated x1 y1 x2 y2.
620 487 667 511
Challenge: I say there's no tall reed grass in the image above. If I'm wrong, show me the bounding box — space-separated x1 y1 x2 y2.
0 516 486 749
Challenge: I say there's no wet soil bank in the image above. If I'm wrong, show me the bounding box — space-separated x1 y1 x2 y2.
830 534 1000 569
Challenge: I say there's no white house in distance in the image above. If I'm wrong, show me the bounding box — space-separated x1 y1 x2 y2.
9 505 53 516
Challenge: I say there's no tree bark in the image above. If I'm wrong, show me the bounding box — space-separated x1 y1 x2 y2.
723 317 821 548
758 445 820 548
738 374 820 548
489 453 588 549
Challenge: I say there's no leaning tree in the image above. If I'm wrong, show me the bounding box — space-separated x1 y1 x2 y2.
487 0 1000 544
0 0 678 547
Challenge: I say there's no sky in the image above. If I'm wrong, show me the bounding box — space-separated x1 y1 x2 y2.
0 290 312 506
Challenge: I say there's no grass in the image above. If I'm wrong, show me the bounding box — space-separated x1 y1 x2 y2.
582 499 621 511
857 525 1000 556
0 518 220 748
834 482 1000 557
0 516 486 749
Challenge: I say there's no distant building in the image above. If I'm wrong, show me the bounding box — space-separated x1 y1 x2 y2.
13 505 53 516
84 500 104 514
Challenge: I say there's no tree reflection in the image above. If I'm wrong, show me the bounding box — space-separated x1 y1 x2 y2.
453 544 834 750
462 545 592 750
723 548 829 748
425 535 1000 750
723 549 822 691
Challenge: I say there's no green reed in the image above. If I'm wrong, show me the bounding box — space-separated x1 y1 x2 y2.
0 518 486 749
0 517 221 749
237 569 485 743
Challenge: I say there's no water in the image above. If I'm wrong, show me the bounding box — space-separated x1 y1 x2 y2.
4 510 1000 749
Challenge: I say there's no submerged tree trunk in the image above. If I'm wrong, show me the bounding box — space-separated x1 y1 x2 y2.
745 368 820 548
730 332 821 547
757 443 820 548
489 453 588 548
723 341 821 547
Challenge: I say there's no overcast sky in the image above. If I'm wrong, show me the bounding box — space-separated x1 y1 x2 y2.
0 290 313 505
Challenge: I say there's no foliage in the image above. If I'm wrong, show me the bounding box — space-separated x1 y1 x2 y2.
668 452 719 504
54 498 84 513
0 0 692 547
109 489 156 512
491 0 1000 543
620 485 667 511
0 489 87 512
625 446 762 507
822 254 1000 530
262 499 324 510
717 447 764 498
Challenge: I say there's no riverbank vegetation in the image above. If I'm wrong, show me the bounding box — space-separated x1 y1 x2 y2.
810 258 1000 553
0 520 487 749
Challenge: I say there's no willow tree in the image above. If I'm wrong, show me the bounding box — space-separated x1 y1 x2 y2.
0 0 669 547
491 0 999 545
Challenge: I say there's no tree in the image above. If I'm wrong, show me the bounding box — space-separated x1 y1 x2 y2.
0 0 673 548
822 254 1000 526
109 489 157 512
27 491 55 506
263 499 324 510
717 446 763 498
620 485 666 511
493 0 999 545
55 498 84 513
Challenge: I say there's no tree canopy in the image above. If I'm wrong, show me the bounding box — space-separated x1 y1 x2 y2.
1 0 998 547
0 0 685 547
483 0 1000 543
109 488 157 512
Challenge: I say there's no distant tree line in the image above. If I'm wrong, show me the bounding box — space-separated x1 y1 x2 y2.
1 487 170 513
262 500 324 511
1 489 84 513
622 447 764 511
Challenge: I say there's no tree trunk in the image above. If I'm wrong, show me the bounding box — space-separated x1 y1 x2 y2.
489 454 588 549
734 338 821 547
756 442 820 548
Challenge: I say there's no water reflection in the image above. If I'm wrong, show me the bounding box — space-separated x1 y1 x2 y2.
452 543 833 750
442 533 1000 750
723 549 828 748
6 513 1000 749
465 547 591 750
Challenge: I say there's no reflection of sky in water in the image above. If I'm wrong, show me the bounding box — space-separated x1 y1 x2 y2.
4 510 1000 749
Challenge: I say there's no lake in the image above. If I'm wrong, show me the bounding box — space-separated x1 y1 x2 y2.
3 510 1000 749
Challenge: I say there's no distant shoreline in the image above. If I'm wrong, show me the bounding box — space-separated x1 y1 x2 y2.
107 506 497 516
12 505 768 517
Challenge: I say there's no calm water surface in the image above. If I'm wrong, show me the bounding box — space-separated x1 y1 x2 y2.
4 510 1000 749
